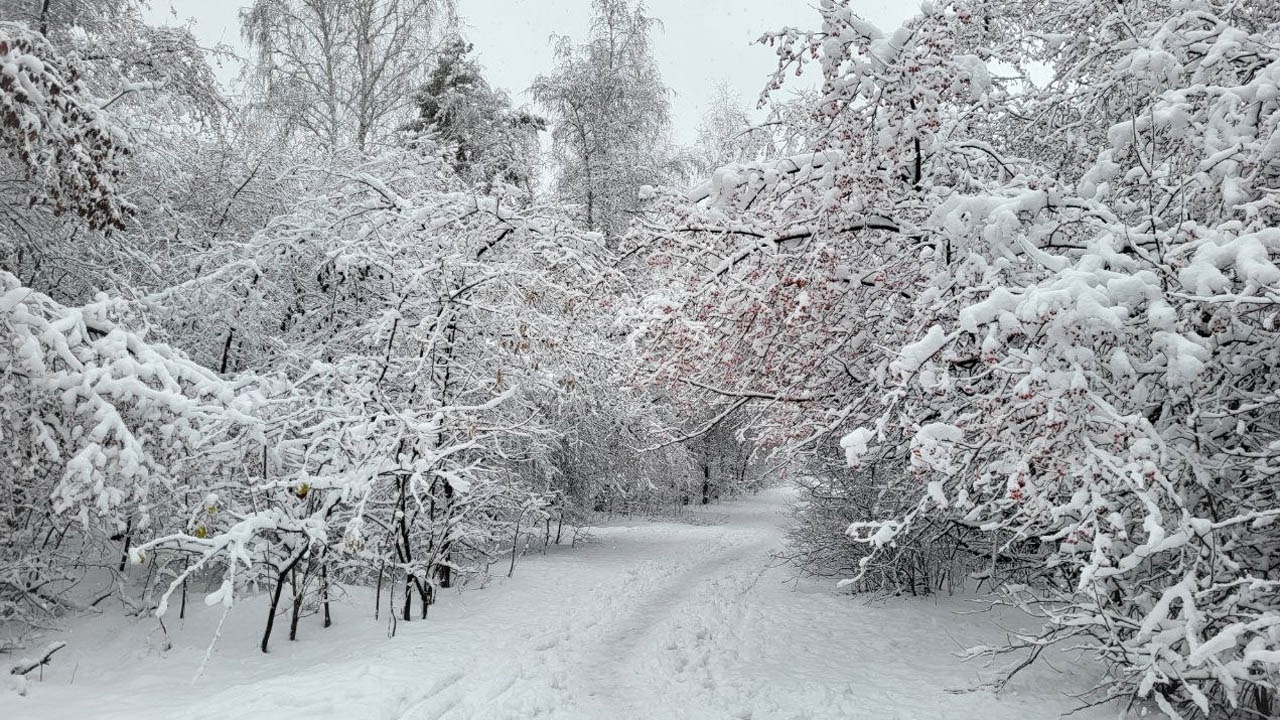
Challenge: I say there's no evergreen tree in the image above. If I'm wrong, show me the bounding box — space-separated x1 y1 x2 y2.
408 36 545 193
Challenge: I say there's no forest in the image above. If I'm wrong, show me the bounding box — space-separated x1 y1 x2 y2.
1 0 1279 718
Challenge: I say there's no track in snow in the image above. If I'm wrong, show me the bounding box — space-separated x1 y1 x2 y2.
573 529 768 717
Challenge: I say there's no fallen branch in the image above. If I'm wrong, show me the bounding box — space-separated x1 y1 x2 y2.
10 641 67 676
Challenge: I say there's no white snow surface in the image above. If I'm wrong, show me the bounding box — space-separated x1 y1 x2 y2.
4 488 1116 719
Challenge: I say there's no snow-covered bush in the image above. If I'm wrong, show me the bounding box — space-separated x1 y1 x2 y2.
0 271 256 643
0 23 131 231
788 458 992 597
127 145 666 642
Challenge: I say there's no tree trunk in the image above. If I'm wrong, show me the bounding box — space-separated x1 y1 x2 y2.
320 561 332 628
402 569 413 622
261 547 306 653
179 559 188 620
385 572 396 636
375 559 384 620
508 512 523 578
701 462 711 505
437 481 455 589
117 517 132 572
288 572 303 642
396 476 414 622
218 328 234 374
418 578 430 619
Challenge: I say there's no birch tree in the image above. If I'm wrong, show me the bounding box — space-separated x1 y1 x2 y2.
241 0 455 152
531 0 673 236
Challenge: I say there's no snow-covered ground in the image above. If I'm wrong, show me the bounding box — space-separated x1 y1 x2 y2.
4 488 1118 719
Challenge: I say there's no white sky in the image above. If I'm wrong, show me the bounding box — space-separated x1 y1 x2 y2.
145 0 916 144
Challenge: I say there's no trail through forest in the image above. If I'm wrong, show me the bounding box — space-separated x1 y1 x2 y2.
7 488 1116 720
6 1 1278 716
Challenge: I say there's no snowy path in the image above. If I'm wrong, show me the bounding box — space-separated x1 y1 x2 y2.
5 488 1117 719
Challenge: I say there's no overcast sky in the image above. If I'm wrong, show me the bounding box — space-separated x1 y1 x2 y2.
145 0 915 144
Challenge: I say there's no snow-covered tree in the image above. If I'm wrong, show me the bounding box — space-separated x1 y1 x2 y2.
681 83 777 183
631 1 1280 716
0 267 257 643
241 0 455 152
406 35 544 194
0 23 132 233
531 0 674 237
0 3 291 311
123 140 662 641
